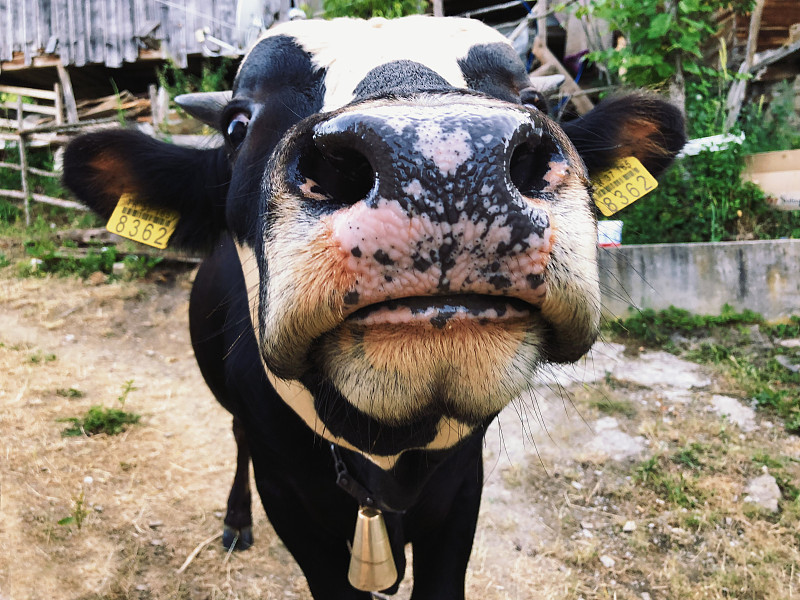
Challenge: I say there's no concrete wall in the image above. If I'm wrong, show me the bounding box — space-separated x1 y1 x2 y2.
598 239 800 320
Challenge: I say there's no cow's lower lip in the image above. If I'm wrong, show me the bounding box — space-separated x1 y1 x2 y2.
346 294 535 328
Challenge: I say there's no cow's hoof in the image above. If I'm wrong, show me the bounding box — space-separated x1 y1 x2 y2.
222 524 254 551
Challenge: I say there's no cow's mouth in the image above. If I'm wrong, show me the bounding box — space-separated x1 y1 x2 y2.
346 294 536 329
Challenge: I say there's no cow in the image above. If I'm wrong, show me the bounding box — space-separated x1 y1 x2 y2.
62 15 685 600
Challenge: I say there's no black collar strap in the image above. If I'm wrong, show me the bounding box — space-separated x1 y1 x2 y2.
330 444 398 513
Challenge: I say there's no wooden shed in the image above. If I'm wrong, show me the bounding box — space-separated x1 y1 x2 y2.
735 0 800 52
0 0 251 71
0 0 304 100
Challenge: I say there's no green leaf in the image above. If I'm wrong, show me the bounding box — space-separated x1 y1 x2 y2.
647 13 673 39
679 0 701 13
58 516 75 526
682 60 702 75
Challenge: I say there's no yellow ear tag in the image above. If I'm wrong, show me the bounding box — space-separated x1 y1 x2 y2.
591 156 658 217
106 194 180 249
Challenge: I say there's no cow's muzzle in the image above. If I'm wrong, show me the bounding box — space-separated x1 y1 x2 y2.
259 94 598 431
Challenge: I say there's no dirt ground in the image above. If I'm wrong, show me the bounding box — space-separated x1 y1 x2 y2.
1 269 799 600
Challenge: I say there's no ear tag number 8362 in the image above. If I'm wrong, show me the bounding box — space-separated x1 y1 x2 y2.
591 156 658 217
106 194 180 249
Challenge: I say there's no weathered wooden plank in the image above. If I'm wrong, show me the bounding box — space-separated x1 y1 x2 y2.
53 0 71 65
87 0 103 64
54 82 64 125
0 102 58 116
17 102 32 224
0 0 239 70
123 0 138 63
8 0 21 55
0 2 10 61
100 0 114 67
56 63 78 123
0 189 89 210
39 0 55 56
0 85 58 101
22 0 33 65
66 0 78 65
78 0 90 65
0 161 59 178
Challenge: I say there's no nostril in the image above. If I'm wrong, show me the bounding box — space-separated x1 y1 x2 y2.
509 133 560 197
296 136 375 207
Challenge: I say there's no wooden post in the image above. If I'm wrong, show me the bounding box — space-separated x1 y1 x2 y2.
724 0 765 131
16 97 31 226
54 82 64 125
149 84 160 131
56 62 79 124
536 0 548 50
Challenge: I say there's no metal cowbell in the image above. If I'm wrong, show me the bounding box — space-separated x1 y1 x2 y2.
347 506 397 591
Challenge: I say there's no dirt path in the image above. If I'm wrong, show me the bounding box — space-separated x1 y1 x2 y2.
1 273 798 600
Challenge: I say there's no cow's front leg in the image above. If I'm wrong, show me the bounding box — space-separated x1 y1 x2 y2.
254 475 374 600
408 462 483 600
222 415 254 550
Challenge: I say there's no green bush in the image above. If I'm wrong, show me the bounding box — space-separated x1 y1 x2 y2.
580 1 799 244
157 57 237 101
615 146 800 244
740 81 800 155
0 144 68 202
322 0 424 18
19 243 163 280
605 81 800 244
60 406 140 437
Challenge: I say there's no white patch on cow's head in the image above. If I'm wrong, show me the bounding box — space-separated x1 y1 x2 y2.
249 16 511 111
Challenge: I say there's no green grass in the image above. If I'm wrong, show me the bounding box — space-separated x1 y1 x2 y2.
672 443 707 471
635 455 705 509
29 351 57 363
589 396 637 418
604 304 763 347
59 380 141 437
17 242 163 280
606 307 800 433
59 406 141 437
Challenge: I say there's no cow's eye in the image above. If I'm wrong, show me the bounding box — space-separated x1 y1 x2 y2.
226 113 250 149
520 88 547 113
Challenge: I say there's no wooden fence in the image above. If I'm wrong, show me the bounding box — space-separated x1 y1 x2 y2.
0 83 119 224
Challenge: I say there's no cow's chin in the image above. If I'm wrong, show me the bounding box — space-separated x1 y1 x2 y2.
311 315 544 426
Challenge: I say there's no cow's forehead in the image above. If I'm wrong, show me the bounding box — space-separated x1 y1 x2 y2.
245 16 515 111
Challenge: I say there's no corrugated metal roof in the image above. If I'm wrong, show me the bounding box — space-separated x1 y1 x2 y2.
0 0 241 70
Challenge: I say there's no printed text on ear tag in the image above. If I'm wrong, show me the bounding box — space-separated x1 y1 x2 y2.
105 194 180 249
592 156 658 217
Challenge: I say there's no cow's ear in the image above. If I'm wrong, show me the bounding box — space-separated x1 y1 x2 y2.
63 129 230 251
175 91 232 130
561 94 686 178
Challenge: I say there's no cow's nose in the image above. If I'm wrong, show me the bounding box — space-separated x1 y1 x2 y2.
295 101 564 210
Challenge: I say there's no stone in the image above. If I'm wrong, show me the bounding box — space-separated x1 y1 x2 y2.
622 520 636 532
585 417 647 461
612 351 711 390
710 395 758 432
599 555 616 568
744 473 781 513
775 355 800 373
